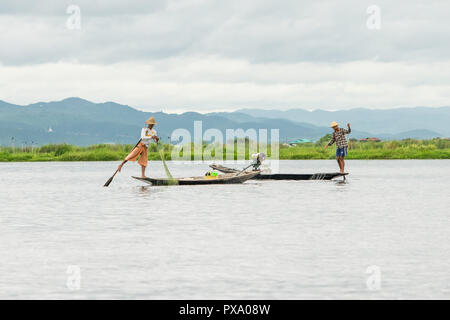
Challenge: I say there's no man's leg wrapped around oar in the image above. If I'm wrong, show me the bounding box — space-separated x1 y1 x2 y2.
119 141 148 178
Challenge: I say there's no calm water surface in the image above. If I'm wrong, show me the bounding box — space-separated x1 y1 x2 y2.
0 160 449 299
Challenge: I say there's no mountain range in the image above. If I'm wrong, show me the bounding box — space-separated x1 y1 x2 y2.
0 98 448 146
238 107 450 137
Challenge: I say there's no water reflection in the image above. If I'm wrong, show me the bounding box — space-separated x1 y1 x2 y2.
0 160 449 299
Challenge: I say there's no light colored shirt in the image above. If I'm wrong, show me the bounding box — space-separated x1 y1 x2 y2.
141 128 157 147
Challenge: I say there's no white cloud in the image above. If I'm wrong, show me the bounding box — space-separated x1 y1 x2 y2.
1 0 450 65
1 58 450 111
0 0 449 110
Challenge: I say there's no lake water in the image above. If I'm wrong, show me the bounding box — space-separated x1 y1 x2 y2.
0 160 449 299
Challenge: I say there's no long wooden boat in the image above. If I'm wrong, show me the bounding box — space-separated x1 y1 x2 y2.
132 171 261 186
209 164 348 180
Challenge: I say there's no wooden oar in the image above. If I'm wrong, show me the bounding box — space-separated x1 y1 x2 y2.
104 139 142 187
234 163 254 176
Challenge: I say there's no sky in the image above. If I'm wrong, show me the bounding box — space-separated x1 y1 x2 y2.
0 0 449 112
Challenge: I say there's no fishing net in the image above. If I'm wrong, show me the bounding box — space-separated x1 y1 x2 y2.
156 143 178 185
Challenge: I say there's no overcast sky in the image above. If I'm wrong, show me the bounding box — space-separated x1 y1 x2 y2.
0 0 449 112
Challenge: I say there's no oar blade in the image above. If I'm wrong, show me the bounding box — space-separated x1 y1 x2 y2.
104 176 114 187
104 170 119 187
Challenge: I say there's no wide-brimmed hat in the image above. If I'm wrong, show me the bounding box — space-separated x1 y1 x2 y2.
330 121 338 128
145 117 157 125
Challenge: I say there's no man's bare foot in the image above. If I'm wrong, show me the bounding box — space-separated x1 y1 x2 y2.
141 175 147 178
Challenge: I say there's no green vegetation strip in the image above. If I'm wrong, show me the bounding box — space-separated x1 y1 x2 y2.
1 138 449 162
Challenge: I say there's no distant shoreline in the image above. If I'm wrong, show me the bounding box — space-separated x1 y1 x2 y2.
1 139 449 161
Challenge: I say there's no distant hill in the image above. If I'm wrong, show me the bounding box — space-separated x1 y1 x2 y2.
237 107 450 137
0 98 446 146
0 98 341 146
378 129 444 140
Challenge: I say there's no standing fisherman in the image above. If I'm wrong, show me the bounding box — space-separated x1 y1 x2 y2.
118 117 159 178
324 121 351 173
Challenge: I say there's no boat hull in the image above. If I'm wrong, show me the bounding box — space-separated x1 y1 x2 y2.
210 164 348 180
133 171 260 186
253 173 348 180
